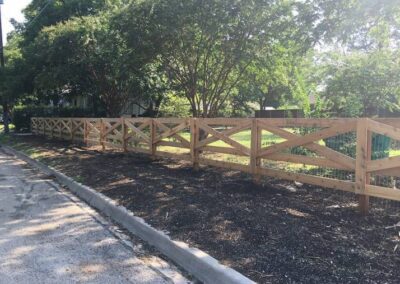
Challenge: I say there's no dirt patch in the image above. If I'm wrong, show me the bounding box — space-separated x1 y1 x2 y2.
5 135 400 283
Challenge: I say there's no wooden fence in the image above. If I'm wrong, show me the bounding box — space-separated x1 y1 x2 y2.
31 117 400 213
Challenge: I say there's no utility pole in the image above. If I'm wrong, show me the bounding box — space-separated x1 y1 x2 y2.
0 0 9 134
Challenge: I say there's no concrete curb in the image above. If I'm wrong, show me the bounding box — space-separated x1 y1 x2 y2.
2 145 255 284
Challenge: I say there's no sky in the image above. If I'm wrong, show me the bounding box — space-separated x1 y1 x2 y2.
1 0 31 44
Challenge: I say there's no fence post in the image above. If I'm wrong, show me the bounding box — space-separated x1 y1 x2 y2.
251 118 262 184
190 118 200 170
150 119 157 158
50 119 54 139
42 118 45 136
100 119 105 151
356 118 370 215
84 119 88 145
70 118 74 141
122 117 127 152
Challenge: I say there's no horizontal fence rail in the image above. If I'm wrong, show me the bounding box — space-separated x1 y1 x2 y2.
31 117 400 213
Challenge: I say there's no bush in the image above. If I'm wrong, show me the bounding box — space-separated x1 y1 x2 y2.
13 105 97 132
324 133 390 160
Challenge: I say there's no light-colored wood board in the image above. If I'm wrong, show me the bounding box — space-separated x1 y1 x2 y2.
258 167 356 193
367 119 400 141
197 120 250 156
199 158 252 173
202 146 248 156
367 156 400 173
265 153 352 170
155 151 192 161
157 141 190 148
196 122 251 148
258 122 357 157
366 185 400 201
258 122 356 170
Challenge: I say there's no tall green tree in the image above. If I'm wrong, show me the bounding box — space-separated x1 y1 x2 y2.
120 0 353 117
0 35 27 133
30 12 147 116
317 0 400 117
320 49 400 117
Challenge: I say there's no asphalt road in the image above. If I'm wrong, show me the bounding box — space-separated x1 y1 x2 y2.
0 149 189 284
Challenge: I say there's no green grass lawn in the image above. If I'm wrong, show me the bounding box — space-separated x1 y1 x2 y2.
168 129 284 148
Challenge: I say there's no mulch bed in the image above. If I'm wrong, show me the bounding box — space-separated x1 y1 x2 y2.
6 134 400 283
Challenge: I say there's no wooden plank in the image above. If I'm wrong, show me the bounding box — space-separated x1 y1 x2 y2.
196 122 251 148
266 153 351 170
355 118 369 214
367 156 400 173
154 120 189 144
125 120 151 144
199 158 252 173
367 119 400 141
155 118 188 124
154 120 190 148
371 167 400 178
199 118 251 126
196 120 250 156
61 119 71 131
105 134 123 141
258 122 356 170
103 120 122 136
251 119 262 183
150 119 157 157
100 119 105 151
155 151 192 161
202 146 248 156
103 141 123 149
190 118 200 170
157 141 189 148
125 117 151 123
375 118 400 130
366 185 400 202
126 146 152 154
84 119 88 144
257 118 358 127
258 122 357 157
258 167 356 193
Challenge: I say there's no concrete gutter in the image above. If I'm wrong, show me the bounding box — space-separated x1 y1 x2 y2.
2 145 256 284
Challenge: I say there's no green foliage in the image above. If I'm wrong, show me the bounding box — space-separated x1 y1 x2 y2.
319 49 400 117
120 0 333 117
159 94 191 118
13 105 95 132
2 0 400 120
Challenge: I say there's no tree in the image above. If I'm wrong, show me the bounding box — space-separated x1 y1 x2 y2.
28 11 153 117
321 49 400 117
121 0 329 117
317 0 400 117
238 42 312 113
0 35 26 133
21 0 109 43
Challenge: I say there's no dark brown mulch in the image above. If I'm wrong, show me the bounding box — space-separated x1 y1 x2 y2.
6 135 400 283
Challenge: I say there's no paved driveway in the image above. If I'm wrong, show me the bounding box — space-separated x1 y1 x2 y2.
0 150 188 284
